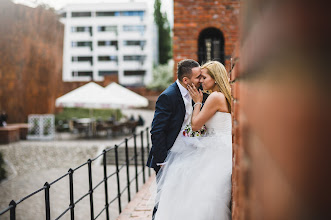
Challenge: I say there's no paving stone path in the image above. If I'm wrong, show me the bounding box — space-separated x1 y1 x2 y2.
117 175 155 220
0 109 155 220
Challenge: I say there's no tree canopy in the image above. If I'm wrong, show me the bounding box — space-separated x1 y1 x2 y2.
154 0 172 64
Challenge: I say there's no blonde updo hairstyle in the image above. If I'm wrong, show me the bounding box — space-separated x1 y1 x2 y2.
201 61 232 112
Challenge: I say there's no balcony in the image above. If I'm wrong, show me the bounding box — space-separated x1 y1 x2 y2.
122 61 147 70
71 47 93 54
95 46 117 54
96 32 117 39
96 61 118 69
120 31 145 39
71 61 93 70
94 16 144 24
70 32 93 40
121 45 145 54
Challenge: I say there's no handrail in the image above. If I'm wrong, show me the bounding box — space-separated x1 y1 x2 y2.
0 127 152 220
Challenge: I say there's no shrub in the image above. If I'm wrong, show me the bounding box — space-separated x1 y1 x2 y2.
147 61 174 91
55 108 123 126
0 152 6 181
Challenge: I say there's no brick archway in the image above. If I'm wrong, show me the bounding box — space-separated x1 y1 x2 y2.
198 27 225 65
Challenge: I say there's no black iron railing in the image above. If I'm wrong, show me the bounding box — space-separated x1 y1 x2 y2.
0 128 152 220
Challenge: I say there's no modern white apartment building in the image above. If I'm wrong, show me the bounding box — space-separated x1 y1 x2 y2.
60 1 155 86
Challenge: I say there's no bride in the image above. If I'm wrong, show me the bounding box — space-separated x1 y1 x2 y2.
154 61 232 220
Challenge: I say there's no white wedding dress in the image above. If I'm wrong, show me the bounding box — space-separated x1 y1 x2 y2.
154 112 232 220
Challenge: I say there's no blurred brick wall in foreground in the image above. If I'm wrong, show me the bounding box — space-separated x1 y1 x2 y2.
231 0 331 219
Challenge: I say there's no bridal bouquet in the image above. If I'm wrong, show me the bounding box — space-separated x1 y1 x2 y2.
183 124 207 137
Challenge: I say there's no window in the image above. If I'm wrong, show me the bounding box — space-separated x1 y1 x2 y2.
198 28 225 64
71 41 93 50
72 56 93 65
96 11 115 16
71 71 93 77
98 70 118 76
123 40 146 46
124 70 145 76
71 26 92 36
71 12 91 17
96 10 144 17
98 41 118 49
71 41 92 47
123 40 146 49
123 25 145 32
98 56 118 62
98 26 117 34
114 11 144 17
60 12 66 18
123 55 146 61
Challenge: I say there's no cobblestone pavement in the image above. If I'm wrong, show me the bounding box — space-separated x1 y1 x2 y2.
0 109 155 220
117 175 155 220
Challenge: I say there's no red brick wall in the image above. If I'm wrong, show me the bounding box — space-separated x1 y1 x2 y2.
231 0 331 219
173 0 240 77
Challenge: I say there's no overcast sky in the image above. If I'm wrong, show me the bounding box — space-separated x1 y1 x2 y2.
12 0 174 25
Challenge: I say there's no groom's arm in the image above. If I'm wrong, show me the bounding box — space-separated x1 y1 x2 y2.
150 93 172 165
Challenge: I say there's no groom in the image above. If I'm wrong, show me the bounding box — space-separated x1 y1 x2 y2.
146 59 201 173
146 59 201 219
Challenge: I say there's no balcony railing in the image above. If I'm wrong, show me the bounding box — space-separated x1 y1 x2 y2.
0 128 152 220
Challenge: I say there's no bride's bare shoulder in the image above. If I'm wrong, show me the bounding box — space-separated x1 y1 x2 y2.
206 92 226 103
205 92 228 111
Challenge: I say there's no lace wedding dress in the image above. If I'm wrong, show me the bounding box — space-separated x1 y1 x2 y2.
154 112 232 220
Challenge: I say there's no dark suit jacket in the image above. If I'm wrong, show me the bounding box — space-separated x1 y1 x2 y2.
146 82 186 172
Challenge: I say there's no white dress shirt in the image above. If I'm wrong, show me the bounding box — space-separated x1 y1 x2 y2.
176 80 193 129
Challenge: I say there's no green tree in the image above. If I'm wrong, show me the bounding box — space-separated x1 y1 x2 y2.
154 0 172 64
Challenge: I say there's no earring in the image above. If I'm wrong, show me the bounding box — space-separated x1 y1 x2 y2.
215 81 217 84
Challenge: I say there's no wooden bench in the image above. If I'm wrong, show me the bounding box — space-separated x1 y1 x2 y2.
0 124 29 144
11 123 29 140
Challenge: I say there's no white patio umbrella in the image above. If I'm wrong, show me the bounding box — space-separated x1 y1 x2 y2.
104 82 149 108
55 82 116 109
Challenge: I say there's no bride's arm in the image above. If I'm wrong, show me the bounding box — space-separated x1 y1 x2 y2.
191 93 222 131
188 85 227 131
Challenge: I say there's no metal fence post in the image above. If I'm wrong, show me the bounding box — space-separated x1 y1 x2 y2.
87 159 94 220
146 127 151 177
115 145 122 214
44 182 51 220
103 150 110 220
9 200 16 220
68 169 75 220
133 133 139 193
140 131 146 184
124 138 131 202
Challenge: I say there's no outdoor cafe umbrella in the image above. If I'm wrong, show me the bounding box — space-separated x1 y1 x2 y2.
55 82 116 109
104 82 149 108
